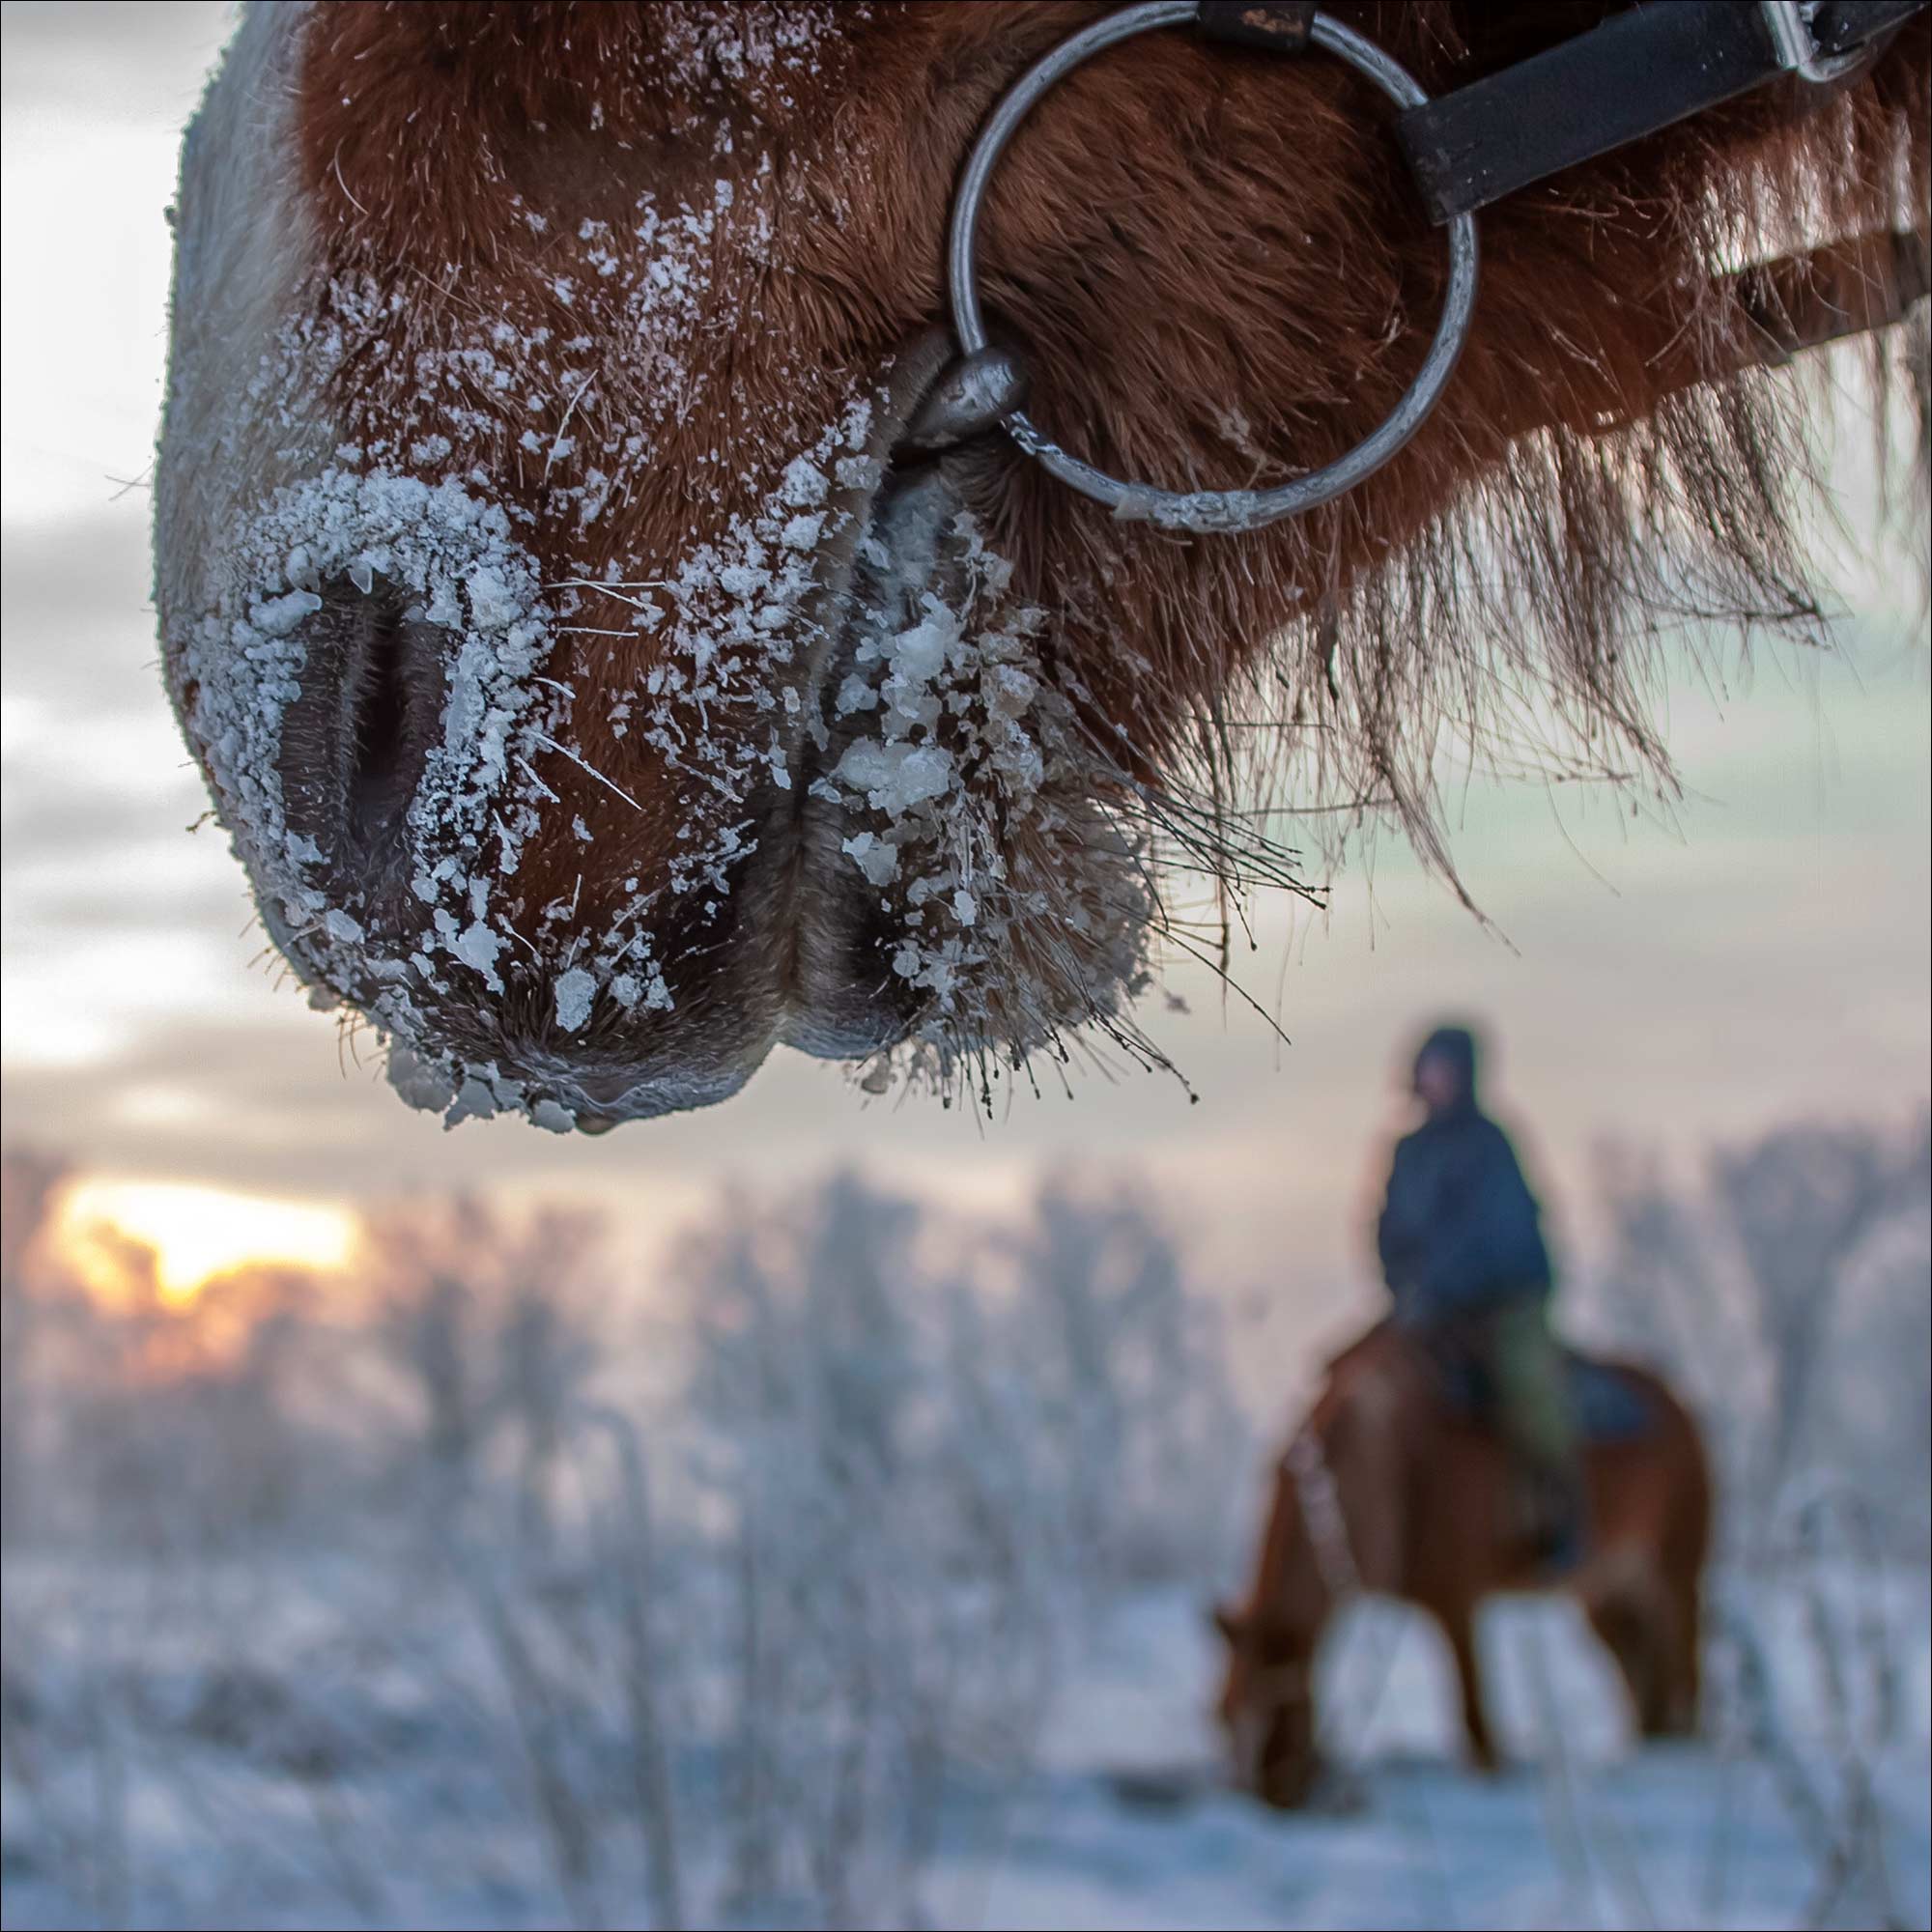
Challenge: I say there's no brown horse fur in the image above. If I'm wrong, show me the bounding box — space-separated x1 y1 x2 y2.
1213 1321 1712 1807
156 3 1931 1125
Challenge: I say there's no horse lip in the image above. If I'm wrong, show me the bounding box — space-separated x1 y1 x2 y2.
499 342 987 1125
771 470 993 1055
751 332 994 1058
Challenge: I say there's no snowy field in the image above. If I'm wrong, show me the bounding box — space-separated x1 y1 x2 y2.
3 1557 1926 1932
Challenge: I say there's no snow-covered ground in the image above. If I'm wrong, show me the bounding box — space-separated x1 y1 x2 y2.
944 1584 1932 1931
4 1559 1925 1931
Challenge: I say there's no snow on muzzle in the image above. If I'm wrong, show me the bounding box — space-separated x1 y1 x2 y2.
168 413 1151 1129
782 458 1155 1094
173 473 559 995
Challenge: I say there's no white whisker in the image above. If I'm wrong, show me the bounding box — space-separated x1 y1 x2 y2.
515 755 561 803
529 731 646 813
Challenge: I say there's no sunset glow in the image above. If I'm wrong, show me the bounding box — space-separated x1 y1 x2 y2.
57 1179 355 1304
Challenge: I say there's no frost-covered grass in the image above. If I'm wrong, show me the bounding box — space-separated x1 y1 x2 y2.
3 1556 1925 1932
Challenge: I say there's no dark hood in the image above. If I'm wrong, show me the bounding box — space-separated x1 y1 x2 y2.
1413 1024 1480 1114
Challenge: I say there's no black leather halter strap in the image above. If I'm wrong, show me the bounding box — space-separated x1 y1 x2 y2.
1201 2 1926 226
1395 1 1927 224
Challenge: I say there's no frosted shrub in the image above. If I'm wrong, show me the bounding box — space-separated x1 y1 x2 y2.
671 1167 1246 1923
676 1173 1056 1925
1585 1112 1931 1548
1003 1173 1248 1583
1 1160 1248 1930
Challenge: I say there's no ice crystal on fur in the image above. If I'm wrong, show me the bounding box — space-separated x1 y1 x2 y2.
177 470 559 1010
818 511 1159 1106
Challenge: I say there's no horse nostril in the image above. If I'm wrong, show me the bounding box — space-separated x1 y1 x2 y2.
347 603 414 848
277 575 445 888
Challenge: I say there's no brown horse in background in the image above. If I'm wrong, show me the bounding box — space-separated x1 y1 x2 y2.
1214 1321 1710 1808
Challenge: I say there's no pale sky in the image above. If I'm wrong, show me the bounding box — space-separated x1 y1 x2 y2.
3 2 1928 1346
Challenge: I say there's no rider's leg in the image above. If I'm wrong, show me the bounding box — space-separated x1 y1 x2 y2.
1486 1297 1574 1466
1483 1296 1582 1562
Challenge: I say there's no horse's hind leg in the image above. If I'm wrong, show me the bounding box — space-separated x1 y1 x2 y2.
1584 1569 1677 1738
1437 1604 1500 1772
1662 1566 1702 1736
1587 1594 1662 1735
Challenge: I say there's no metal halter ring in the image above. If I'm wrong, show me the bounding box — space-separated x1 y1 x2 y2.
946 1 1481 534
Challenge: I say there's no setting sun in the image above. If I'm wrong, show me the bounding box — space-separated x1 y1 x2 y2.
56 1179 356 1304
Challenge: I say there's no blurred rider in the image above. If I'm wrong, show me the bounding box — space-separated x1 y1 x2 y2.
1376 1024 1580 1565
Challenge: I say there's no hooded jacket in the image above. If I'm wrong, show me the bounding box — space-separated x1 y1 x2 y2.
1375 1028 1552 1327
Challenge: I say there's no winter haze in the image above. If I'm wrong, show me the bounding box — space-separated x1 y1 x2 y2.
3 7 1930 1931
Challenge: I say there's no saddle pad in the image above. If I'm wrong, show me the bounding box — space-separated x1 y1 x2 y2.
1564 1352 1655 1444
